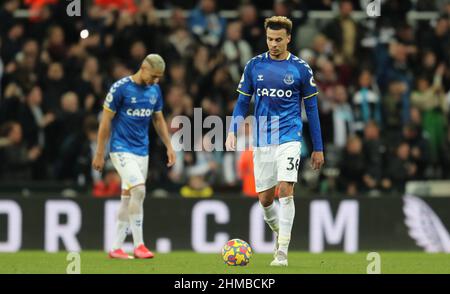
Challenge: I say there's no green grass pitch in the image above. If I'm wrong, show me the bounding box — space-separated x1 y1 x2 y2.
0 251 449 274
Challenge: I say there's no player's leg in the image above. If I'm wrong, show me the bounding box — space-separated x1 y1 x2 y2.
253 146 279 256
109 153 134 259
258 186 278 233
258 186 279 258
113 190 130 247
128 184 145 246
270 181 295 266
271 141 301 267
109 190 132 259
128 154 153 258
128 184 153 259
110 152 153 258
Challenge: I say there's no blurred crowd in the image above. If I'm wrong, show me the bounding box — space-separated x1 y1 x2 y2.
1 0 450 197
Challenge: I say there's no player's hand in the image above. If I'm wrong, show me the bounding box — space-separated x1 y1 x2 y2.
92 153 105 172
310 151 324 170
225 133 237 151
166 147 176 167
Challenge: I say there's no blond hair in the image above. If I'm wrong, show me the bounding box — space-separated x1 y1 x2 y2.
143 54 166 72
264 16 293 35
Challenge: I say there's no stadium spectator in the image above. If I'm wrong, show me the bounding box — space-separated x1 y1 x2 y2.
222 21 252 83
0 0 20 39
401 123 430 179
165 27 196 63
127 41 148 71
71 56 100 112
381 0 412 28
382 80 408 142
331 84 355 149
1 23 24 66
52 92 85 178
315 60 340 144
338 136 366 196
382 142 418 192
322 0 363 67
56 115 100 186
0 82 24 124
19 85 55 148
239 3 264 54
165 63 188 91
42 62 68 112
411 65 448 163
362 121 384 193
188 0 226 48
45 25 67 62
429 16 450 65
0 121 41 181
197 64 234 116
352 70 382 133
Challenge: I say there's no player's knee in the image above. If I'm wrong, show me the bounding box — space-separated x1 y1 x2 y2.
128 185 145 214
259 196 273 207
130 184 146 201
278 182 294 197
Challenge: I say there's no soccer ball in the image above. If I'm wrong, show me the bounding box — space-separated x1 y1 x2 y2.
221 239 253 266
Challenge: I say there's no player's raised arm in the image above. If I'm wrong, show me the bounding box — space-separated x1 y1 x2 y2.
92 108 115 172
152 111 176 167
226 60 254 151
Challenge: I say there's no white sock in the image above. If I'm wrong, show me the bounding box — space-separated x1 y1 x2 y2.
278 196 295 256
129 213 143 247
129 186 145 247
260 201 279 234
112 196 130 250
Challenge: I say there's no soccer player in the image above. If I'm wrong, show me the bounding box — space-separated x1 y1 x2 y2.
225 16 325 266
92 54 176 259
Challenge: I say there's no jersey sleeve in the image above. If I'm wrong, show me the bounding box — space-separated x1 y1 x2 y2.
298 61 319 99
154 85 163 112
237 59 254 97
103 80 124 113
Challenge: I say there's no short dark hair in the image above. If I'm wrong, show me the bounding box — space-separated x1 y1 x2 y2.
264 16 292 35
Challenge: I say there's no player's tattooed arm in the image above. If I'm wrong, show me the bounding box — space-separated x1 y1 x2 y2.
92 109 115 171
152 111 176 167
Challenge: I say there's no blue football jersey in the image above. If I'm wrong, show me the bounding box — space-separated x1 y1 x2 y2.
237 52 318 147
103 76 163 156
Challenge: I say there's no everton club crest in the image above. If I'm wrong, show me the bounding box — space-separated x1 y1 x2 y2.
149 93 157 105
283 72 294 85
